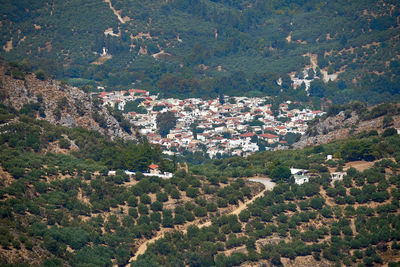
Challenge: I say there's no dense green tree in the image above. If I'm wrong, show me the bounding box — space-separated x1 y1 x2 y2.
270 166 291 181
156 111 177 137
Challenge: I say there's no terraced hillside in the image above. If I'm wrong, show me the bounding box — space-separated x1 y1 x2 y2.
1 100 400 266
133 128 400 266
1 0 399 102
0 105 264 266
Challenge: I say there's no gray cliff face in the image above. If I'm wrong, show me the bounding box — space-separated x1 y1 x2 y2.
0 64 135 140
294 110 400 149
293 111 358 149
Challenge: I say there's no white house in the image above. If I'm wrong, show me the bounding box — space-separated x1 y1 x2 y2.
243 142 259 152
149 164 160 175
291 168 310 185
331 172 347 182
294 175 309 185
290 168 308 176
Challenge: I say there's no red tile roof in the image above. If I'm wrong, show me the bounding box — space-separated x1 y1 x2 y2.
240 132 256 138
130 89 149 94
259 133 279 139
98 92 107 98
149 164 159 170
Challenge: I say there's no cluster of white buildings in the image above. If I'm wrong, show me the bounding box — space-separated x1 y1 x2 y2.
97 88 150 111
291 167 348 185
108 164 174 179
97 89 325 158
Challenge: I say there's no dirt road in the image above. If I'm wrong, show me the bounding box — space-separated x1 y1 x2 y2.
104 0 126 24
126 177 275 265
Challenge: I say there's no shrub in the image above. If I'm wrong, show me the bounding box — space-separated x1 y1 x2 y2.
127 196 138 207
382 128 397 137
310 197 325 210
59 138 71 149
150 201 163 211
35 70 47 81
238 210 250 222
186 187 199 198
156 192 168 202
193 206 207 217
270 166 291 181
206 203 217 212
140 194 151 204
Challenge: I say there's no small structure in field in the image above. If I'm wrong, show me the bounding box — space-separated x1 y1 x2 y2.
331 171 347 182
149 164 160 175
291 168 310 185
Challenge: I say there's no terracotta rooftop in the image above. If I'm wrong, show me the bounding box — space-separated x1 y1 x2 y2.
259 133 279 138
148 164 159 170
240 132 256 138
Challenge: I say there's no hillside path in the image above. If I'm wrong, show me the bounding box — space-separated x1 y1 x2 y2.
126 177 275 266
104 0 125 24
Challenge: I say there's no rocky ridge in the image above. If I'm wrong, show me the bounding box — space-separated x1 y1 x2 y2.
294 110 400 149
0 62 135 140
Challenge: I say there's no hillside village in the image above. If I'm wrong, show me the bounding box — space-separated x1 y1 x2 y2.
97 89 324 158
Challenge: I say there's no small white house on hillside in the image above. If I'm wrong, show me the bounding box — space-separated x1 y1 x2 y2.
291 168 310 185
331 172 347 182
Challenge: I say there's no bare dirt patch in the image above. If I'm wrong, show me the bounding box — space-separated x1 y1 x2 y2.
104 27 121 37
91 54 112 65
0 166 14 187
3 38 13 52
104 0 130 23
130 32 153 40
151 50 171 59
343 160 376 172
286 32 292 43
281 255 332 267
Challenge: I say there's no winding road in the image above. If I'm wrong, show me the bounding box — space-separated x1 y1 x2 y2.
125 177 275 266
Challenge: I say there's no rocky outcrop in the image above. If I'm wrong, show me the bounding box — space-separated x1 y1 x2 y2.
0 63 135 140
294 110 400 149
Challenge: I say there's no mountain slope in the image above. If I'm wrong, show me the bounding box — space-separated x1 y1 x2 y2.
133 129 400 267
1 101 400 266
0 0 399 101
0 60 135 140
0 107 263 266
294 102 400 149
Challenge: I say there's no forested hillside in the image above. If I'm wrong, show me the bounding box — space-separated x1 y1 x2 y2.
0 106 263 266
1 1 400 266
133 127 400 266
1 101 400 266
1 0 399 102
